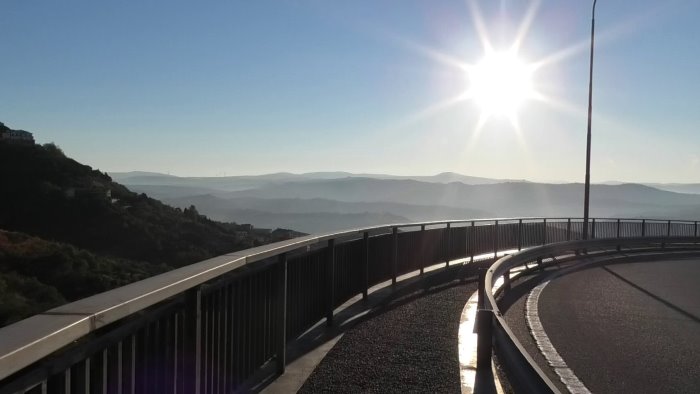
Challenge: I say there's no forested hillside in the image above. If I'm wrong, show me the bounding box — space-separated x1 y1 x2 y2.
0 136 290 326
0 230 165 326
0 142 256 267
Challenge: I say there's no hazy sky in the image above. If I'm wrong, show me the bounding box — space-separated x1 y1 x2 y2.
2 1 699 182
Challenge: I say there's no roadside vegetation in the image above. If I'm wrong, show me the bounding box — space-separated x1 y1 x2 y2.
0 135 296 326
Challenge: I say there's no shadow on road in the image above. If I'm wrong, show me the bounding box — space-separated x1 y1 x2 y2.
601 266 700 324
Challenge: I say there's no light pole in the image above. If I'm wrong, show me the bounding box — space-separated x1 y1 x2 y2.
583 0 597 240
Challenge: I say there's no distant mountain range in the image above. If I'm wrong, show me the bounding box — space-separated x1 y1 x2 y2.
111 171 700 233
599 180 700 194
111 171 700 195
109 171 520 193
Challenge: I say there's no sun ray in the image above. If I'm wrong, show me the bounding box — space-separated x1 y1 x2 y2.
387 33 470 71
385 92 470 133
507 113 521 137
530 39 589 71
466 112 490 151
510 0 541 53
467 0 493 53
533 4 664 72
507 112 535 170
531 92 588 119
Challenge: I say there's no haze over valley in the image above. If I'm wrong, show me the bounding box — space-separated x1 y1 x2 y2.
112 171 700 234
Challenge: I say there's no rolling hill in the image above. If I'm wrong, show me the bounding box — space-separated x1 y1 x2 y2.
162 195 491 233
120 174 700 232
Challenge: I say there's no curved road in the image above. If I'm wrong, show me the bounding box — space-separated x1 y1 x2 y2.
535 258 700 393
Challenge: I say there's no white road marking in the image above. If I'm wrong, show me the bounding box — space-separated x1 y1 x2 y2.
526 280 591 394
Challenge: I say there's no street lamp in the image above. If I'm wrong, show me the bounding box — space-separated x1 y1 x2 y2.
583 0 597 240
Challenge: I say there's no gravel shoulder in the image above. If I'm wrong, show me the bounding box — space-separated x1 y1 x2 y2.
299 281 477 393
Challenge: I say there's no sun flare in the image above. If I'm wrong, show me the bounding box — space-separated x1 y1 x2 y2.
383 0 583 136
467 50 535 118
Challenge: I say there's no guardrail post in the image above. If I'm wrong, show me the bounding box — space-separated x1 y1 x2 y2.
591 218 596 239
275 253 288 374
445 223 451 266
471 221 476 262
183 287 202 394
477 268 487 310
391 227 398 285
617 219 621 239
667 220 672 237
542 218 547 245
566 218 571 241
696 221 698 237
503 269 511 292
363 232 369 300
476 309 493 371
493 220 499 258
420 225 426 274
326 239 336 326
518 219 523 251
642 219 646 237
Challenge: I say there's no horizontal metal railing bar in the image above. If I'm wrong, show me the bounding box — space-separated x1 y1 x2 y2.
592 218 696 223
485 236 700 294
0 217 697 382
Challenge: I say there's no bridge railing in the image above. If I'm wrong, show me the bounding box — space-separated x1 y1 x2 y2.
479 235 700 393
0 218 698 393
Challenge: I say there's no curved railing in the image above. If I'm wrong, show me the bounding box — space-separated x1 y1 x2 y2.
479 235 700 393
0 218 698 393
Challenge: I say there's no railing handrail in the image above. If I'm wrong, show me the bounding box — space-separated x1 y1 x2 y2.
0 217 698 384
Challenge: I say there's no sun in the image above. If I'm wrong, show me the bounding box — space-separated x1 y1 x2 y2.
467 50 535 118
383 0 577 135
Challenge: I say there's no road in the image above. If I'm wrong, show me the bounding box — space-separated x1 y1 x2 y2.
530 257 700 393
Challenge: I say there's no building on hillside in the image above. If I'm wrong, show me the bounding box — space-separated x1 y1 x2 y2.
0 129 34 144
239 224 254 231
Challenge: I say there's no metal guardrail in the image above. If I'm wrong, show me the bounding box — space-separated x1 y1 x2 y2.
0 218 698 393
477 236 700 393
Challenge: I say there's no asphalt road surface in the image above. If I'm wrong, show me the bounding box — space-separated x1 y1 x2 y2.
537 258 700 393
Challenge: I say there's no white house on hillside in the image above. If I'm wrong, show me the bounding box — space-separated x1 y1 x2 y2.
0 129 34 144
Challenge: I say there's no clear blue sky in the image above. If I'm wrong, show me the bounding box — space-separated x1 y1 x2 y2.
1 0 699 182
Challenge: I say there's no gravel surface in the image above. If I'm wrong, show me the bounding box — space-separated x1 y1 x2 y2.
299 281 476 393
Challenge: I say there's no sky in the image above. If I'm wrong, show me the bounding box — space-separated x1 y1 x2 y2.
1 0 699 183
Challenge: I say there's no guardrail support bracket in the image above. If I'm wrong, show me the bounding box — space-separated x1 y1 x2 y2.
476 309 494 370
